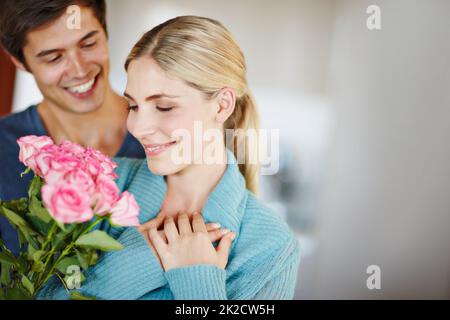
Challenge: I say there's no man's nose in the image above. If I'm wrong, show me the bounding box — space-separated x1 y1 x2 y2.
67 51 89 79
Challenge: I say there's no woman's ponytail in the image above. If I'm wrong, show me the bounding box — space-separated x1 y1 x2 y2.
226 92 260 195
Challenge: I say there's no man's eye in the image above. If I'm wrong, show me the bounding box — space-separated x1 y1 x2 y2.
127 105 138 111
47 56 62 63
82 42 97 48
156 106 174 112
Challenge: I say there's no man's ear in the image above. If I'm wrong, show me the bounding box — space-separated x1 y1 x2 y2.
215 87 236 124
9 54 28 72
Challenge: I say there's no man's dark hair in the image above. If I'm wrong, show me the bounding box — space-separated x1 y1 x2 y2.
0 0 107 64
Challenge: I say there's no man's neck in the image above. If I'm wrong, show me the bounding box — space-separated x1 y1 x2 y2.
37 87 129 157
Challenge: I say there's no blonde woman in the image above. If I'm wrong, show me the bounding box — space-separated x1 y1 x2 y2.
39 16 300 300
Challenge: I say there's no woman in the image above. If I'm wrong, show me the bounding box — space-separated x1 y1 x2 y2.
39 16 300 300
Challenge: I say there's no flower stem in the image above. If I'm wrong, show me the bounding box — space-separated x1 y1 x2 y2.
34 217 105 295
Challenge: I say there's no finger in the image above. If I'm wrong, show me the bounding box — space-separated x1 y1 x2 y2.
192 212 207 233
216 232 236 265
164 217 179 243
158 230 168 244
206 222 221 232
138 212 165 233
148 227 168 253
208 228 231 242
177 213 192 236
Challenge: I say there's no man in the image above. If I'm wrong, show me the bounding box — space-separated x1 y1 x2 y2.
0 0 145 255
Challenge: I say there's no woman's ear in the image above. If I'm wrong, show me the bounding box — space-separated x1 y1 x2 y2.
215 87 236 124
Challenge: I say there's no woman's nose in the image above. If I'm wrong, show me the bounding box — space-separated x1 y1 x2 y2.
129 113 159 139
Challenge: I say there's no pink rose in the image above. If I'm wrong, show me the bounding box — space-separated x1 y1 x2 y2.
17 135 54 173
109 191 140 227
65 169 95 194
84 147 118 179
35 145 81 183
60 140 86 157
41 180 94 224
93 174 120 215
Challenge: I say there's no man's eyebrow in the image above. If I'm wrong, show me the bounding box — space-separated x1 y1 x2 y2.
79 30 99 42
36 49 60 58
123 92 180 101
35 30 99 58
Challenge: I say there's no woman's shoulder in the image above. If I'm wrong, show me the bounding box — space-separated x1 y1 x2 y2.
112 157 152 191
239 192 300 257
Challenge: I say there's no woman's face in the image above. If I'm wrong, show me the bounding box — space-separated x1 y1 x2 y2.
125 57 223 176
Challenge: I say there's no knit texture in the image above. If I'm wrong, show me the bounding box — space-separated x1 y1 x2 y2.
37 150 301 300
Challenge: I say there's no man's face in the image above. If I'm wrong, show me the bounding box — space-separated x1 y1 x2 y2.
21 6 109 114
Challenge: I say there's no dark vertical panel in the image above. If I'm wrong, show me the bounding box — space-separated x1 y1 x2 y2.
0 48 16 116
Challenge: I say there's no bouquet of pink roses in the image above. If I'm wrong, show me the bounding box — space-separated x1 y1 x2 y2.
0 135 140 300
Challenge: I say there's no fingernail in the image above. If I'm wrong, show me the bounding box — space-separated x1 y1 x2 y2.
211 223 221 228
222 228 230 235
230 232 236 240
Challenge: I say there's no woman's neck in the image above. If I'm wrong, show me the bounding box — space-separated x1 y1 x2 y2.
161 149 228 218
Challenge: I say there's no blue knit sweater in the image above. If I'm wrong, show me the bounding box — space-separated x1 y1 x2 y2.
38 151 300 300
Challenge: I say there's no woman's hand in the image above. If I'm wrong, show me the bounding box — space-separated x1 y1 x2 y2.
145 212 236 271
138 212 235 269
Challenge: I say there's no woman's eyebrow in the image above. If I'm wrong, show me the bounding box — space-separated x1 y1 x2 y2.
123 92 180 101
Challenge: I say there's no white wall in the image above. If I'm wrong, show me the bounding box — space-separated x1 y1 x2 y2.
311 0 450 299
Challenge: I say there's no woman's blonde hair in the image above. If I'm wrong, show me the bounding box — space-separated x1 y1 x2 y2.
125 16 260 194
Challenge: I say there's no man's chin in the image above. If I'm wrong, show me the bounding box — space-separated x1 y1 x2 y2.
59 100 103 114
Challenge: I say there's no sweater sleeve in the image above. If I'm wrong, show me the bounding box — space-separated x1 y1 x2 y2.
164 264 227 300
164 253 299 301
249 257 299 300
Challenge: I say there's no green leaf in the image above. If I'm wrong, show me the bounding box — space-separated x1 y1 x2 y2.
17 231 26 250
27 245 45 262
5 287 32 300
32 250 45 263
50 231 72 253
75 249 89 270
1 264 11 286
75 230 123 251
21 275 34 295
17 228 40 251
29 196 51 222
1 198 28 214
1 207 28 228
0 251 17 266
1 207 40 249
16 255 29 274
31 260 45 273
27 196 52 235
69 291 95 300
27 175 44 199
56 256 79 275
20 167 31 178
0 288 5 300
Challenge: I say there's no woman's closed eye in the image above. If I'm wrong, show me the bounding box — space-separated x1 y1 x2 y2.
156 106 174 112
127 105 138 111
127 105 174 112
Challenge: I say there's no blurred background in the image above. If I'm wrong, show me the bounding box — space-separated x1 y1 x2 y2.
1 0 449 299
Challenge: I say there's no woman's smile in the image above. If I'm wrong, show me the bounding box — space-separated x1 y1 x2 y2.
144 140 177 157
